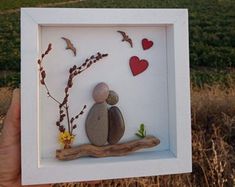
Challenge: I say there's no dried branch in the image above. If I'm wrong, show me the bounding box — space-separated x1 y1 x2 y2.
60 52 108 135
38 43 62 106
44 83 62 105
38 43 109 149
61 52 108 108
71 105 87 134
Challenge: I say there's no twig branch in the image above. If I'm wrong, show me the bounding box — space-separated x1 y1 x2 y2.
38 43 62 106
65 104 71 134
44 83 62 105
38 44 109 149
70 105 87 134
60 52 108 109
59 52 108 135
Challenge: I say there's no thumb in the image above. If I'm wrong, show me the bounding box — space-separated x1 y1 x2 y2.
0 89 21 146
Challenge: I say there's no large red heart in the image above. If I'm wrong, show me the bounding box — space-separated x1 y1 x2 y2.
142 38 153 50
129 56 149 76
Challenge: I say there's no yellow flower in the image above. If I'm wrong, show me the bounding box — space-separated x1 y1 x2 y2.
58 131 75 146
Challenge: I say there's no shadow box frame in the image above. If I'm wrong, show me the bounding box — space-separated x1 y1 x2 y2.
21 8 191 185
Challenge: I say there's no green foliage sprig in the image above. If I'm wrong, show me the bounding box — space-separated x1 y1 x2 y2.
135 123 146 138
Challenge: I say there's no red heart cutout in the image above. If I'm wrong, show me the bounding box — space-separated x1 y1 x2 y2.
142 38 153 50
129 56 149 76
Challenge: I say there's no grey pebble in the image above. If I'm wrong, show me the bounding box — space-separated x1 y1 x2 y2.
92 82 109 103
106 90 119 105
85 103 108 146
108 106 125 144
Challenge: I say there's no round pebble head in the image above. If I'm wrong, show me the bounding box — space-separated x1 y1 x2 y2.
106 90 119 105
92 82 109 103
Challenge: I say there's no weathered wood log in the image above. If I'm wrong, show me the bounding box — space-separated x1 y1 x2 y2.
56 135 160 160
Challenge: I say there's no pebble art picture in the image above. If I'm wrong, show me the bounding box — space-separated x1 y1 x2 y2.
38 30 160 161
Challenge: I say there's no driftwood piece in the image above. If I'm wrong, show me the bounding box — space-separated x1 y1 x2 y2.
56 135 160 160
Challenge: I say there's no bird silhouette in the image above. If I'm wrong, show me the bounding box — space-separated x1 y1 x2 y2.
117 30 133 48
61 37 76 56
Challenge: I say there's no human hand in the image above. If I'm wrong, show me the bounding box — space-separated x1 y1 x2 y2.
0 89 50 187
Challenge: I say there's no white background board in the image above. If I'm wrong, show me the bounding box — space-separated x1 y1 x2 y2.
40 26 169 159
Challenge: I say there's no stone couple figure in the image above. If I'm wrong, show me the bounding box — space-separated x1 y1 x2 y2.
85 82 125 146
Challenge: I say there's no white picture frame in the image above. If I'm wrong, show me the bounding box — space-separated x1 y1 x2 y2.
21 8 191 185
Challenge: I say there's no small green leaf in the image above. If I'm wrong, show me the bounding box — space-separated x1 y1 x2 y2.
135 123 147 138
140 124 145 131
138 130 143 134
135 133 143 138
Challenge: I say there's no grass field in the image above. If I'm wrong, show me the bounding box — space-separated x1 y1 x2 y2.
0 0 234 73
0 0 77 10
1 85 234 186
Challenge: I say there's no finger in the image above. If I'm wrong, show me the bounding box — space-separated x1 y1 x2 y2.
0 89 21 146
6 88 20 124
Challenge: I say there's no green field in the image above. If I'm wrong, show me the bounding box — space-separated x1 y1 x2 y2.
0 0 234 87
0 0 73 10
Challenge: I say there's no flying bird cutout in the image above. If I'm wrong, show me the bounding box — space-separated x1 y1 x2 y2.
61 37 77 56
117 30 133 48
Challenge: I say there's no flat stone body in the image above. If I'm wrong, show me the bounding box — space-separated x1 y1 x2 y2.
108 106 125 144
85 103 108 146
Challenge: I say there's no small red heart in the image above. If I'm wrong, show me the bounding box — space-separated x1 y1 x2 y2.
142 38 153 50
129 56 149 76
